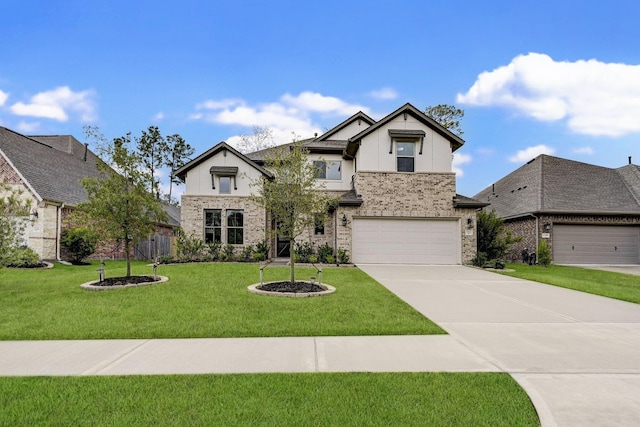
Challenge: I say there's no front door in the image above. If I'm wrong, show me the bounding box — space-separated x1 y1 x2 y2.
276 236 290 257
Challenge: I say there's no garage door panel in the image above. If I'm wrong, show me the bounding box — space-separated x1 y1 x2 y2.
554 225 639 264
352 218 459 264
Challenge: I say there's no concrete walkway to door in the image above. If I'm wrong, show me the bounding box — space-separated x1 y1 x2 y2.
358 265 640 427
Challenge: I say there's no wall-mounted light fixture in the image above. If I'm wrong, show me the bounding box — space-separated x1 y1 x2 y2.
543 223 551 231
467 217 473 227
341 214 348 227
29 209 38 222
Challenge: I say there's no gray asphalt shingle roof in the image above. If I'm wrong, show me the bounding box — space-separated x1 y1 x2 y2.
1 127 103 205
474 155 640 218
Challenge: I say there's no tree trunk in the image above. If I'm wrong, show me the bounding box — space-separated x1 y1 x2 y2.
289 239 295 284
124 236 131 277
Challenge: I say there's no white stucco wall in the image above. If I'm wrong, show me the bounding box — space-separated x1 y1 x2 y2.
355 116 453 173
325 119 372 140
183 150 265 197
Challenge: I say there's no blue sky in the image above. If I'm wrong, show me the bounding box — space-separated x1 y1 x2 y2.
2 0 640 197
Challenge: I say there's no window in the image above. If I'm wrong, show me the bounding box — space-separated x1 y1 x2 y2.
313 160 341 180
396 141 415 172
219 176 231 194
314 214 325 235
227 210 244 244
204 209 222 243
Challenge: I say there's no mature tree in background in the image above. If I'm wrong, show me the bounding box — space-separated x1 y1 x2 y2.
237 126 276 154
251 141 338 284
165 133 194 203
0 179 32 266
78 132 167 276
425 104 465 137
476 209 520 263
136 126 167 198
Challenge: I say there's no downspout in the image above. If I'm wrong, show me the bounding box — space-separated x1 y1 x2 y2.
334 209 338 257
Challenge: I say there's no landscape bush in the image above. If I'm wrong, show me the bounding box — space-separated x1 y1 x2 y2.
3 247 41 268
61 227 98 264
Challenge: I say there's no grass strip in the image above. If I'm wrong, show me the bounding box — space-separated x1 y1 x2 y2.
503 264 640 304
0 261 444 340
0 372 539 426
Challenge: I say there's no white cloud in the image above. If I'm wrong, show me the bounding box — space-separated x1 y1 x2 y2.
10 86 97 122
192 92 369 144
16 121 40 133
452 152 472 177
574 146 594 155
457 53 640 136
509 144 555 163
153 112 165 121
368 87 398 100
0 90 8 106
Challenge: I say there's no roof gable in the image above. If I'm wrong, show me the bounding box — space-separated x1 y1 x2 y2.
175 141 273 180
315 111 375 142
345 103 465 157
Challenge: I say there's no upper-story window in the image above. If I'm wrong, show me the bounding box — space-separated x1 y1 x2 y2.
219 176 231 194
210 166 238 194
313 160 341 180
396 141 415 172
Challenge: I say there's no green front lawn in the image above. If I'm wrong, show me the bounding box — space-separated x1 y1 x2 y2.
0 261 444 340
0 372 539 426
503 264 640 304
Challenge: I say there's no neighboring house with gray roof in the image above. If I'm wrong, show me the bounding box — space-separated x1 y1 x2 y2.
176 103 487 265
0 127 179 260
474 154 640 264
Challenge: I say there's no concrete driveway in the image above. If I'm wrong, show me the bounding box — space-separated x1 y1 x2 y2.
358 265 640 427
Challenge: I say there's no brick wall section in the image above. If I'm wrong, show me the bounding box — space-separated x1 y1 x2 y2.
335 172 478 264
181 195 267 248
505 214 640 262
0 154 23 185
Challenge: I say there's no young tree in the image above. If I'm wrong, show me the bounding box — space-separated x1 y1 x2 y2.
136 126 167 198
0 180 32 266
77 132 167 276
165 133 194 202
237 126 276 154
251 141 338 284
476 209 521 263
425 104 465 137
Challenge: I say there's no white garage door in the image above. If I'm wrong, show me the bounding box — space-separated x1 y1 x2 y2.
352 218 459 264
553 225 640 264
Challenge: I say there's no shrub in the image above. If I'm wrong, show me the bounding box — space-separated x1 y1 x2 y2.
61 227 98 264
337 248 350 264
206 241 221 261
252 252 266 262
3 247 41 268
294 241 314 263
472 251 488 267
254 239 269 259
537 240 552 266
477 209 521 260
176 229 206 261
326 255 335 264
317 243 333 263
240 245 254 261
220 244 235 262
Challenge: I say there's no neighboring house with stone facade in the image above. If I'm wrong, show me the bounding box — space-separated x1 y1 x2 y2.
0 126 180 261
474 154 640 264
176 103 487 265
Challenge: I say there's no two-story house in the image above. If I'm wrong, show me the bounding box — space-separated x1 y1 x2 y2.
176 103 487 264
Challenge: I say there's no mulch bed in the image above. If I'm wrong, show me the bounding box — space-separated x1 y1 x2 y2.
93 276 160 287
258 281 325 293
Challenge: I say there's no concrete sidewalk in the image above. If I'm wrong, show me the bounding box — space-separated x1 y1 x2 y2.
0 335 496 376
359 265 640 427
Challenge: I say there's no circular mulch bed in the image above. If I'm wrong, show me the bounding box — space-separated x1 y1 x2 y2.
81 275 168 291
247 281 336 298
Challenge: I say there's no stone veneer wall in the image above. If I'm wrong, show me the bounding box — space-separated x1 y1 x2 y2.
505 214 640 262
335 172 478 264
181 195 267 248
